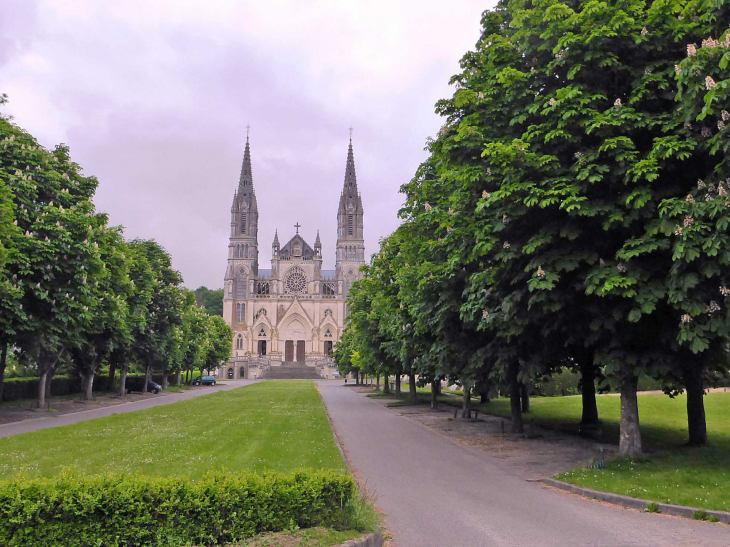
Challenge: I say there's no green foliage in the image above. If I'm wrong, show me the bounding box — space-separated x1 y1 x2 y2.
0 470 357 547
340 0 730 451
645 502 661 513
195 286 224 316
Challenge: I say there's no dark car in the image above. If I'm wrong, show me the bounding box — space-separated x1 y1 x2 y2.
193 375 217 386
125 377 162 394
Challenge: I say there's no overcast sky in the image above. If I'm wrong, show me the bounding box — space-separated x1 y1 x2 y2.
2 0 489 289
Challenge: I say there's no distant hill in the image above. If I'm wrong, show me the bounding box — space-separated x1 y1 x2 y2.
194 286 224 316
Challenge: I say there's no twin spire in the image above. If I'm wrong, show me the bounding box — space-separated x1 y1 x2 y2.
238 127 356 194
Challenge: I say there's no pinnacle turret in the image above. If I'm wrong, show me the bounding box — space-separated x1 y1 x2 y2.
272 230 280 247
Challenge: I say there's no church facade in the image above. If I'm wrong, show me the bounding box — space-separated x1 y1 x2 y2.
219 135 365 378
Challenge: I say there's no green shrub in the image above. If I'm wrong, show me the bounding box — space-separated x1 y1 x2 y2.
0 470 357 546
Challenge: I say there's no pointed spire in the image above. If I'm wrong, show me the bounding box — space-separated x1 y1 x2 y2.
314 230 321 248
239 131 253 189
272 229 280 247
343 132 357 192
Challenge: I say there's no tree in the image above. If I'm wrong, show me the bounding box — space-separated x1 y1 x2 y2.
415 0 730 453
194 286 224 316
69 225 132 399
199 314 233 378
111 240 155 397
130 240 184 393
1 115 103 408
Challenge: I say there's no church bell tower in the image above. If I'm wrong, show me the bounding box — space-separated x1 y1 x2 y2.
335 135 365 299
223 132 259 327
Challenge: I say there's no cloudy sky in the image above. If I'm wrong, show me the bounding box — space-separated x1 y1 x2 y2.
2 0 489 289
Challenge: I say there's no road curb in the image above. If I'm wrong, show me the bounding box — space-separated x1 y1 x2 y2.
541 478 730 524
335 531 383 547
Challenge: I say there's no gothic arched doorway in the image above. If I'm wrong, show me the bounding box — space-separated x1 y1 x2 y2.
227 368 234 379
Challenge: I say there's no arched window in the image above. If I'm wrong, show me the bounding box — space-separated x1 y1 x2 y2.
236 333 243 350
236 269 247 299
236 303 245 323
348 213 354 235
241 212 247 234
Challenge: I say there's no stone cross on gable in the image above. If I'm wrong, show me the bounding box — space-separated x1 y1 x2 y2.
294 222 301 234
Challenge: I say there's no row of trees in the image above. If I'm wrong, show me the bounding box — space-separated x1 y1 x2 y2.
336 1 730 456
0 95 232 407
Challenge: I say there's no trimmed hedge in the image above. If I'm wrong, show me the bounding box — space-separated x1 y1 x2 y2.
0 470 357 546
1 373 178 402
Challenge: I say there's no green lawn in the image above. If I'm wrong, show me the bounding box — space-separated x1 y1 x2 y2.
395 387 730 512
0 380 346 478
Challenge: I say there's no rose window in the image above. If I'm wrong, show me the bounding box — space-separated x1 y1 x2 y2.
284 267 308 294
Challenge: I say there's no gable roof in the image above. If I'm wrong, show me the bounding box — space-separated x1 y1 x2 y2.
279 234 315 260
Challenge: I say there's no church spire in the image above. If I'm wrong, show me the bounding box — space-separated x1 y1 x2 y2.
272 229 280 247
343 133 357 193
239 131 253 190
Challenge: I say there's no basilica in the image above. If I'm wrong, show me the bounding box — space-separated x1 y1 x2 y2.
219 135 365 378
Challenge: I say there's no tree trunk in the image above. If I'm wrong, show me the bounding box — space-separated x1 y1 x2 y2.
430 380 439 410
409 370 417 402
81 370 94 400
376 374 380 390
161 374 168 390
383 375 390 394
0 341 7 402
176 370 182 388
479 383 490 404
461 383 472 418
520 383 530 413
684 365 707 446
619 374 642 457
107 363 117 392
579 358 599 426
36 346 59 409
142 365 150 393
509 361 523 433
119 366 129 397
45 364 56 400
395 374 401 397
37 369 49 409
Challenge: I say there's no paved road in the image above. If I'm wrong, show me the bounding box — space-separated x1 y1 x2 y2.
318 382 729 547
0 379 258 439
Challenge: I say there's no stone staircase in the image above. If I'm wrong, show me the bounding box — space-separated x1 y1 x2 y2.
262 361 321 380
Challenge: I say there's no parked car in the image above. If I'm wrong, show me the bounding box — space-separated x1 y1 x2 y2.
193 375 217 386
125 378 162 394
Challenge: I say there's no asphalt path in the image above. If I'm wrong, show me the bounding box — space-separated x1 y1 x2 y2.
318 382 729 547
0 379 258 439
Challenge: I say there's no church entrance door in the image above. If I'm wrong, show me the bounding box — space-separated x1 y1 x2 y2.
324 341 333 356
296 341 306 362
257 340 267 356
285 340 294 361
